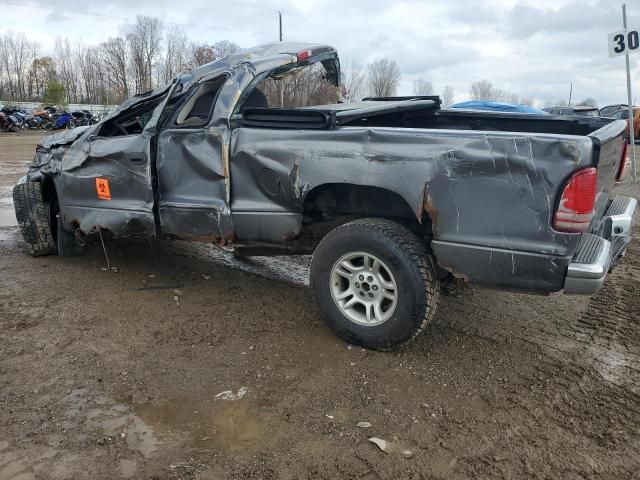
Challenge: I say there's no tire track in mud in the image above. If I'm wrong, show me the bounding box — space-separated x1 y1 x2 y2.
567 239 640 386
161 215 640 392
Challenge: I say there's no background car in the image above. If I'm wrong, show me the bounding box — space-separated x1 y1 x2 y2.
543 105 601 117
600 104 628 117
598 105 640 142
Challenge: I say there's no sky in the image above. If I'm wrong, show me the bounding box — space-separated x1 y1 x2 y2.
2 0 640 107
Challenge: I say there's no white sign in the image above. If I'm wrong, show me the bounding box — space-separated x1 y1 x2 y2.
608 28 640 57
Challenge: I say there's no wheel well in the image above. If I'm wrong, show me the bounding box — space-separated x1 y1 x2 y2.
303 184 420 222
40 177 57 203
288 184 433 253
39 177 59 240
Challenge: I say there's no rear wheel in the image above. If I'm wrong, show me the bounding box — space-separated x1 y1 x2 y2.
310 218 439 351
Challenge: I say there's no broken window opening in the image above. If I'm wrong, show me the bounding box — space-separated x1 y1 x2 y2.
173 75 227 128
242 62 342 111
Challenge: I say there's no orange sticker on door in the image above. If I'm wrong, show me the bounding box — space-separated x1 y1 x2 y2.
95 178 111 200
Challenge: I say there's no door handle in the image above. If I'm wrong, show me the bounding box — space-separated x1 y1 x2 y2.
129 156 146 165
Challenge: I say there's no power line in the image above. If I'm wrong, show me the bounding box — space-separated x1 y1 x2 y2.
0 1 276 36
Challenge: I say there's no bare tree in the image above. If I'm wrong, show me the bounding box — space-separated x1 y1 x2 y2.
55 37 80 102
30 56 55 100
76 44 106 103
470 79 494 101
101 37 129 102
185 40 239 69
261 63 340 108
0 32 41 101
162 27 189 83
367 58 400 97
187 43 215 68
127 16 163 93
212 40 240 59
441 85 454 106
0 20 246 104
341 58 366 102
413 78 434 96
470 79 531 105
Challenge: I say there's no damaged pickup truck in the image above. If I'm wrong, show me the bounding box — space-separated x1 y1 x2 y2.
13 42 638 350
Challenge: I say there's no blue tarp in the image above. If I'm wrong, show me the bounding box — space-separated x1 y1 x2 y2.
448 101 549 114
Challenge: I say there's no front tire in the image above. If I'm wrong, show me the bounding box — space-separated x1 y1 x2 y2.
310 218 439 351
13 182 57 256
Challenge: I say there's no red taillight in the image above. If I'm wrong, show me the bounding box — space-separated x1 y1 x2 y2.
297 50 312 61
616 142 631 184
553 167 597 233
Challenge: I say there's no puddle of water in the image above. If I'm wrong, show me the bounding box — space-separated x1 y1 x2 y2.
86 406 158 457
64 389 159 458
207 403 267 451
0 208 16 227
135 397 272 452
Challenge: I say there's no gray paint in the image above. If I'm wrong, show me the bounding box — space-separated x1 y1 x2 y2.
19 41 629 294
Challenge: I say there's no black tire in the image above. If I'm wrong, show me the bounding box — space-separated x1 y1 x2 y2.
310 218 439 351
13 182 57 256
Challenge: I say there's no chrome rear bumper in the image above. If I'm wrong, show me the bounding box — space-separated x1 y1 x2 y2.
564 195 637 294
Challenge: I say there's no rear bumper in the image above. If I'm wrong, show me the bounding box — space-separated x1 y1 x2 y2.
564 195 637 294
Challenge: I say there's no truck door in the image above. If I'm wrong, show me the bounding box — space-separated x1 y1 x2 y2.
155 74 233 242
59 89 171 238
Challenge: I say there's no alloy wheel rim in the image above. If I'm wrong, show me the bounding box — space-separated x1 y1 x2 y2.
329 251 398 326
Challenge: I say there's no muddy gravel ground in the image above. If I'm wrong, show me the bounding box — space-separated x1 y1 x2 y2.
1 132 640 479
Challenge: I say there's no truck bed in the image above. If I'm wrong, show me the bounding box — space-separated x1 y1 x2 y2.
231 100 628 293
238 99 613 136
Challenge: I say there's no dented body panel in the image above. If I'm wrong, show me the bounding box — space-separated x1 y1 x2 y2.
19 42 631 294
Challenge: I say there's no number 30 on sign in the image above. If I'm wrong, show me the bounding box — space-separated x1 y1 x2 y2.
609 28 640 57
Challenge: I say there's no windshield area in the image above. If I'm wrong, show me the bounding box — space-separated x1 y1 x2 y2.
97 97 163 137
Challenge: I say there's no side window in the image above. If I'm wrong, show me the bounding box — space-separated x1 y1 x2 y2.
174 76 226 127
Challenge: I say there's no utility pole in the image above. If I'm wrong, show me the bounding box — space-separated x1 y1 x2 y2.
278 11 284 107
568 82 573 107
623 4 638 183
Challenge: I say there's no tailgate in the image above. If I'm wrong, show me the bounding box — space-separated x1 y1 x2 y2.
588 119 627 219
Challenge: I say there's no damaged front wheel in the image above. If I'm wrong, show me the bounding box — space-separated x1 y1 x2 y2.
13 181 57 256
13 181 85 257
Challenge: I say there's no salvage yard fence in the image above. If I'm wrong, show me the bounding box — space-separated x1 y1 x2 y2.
0 100 117 115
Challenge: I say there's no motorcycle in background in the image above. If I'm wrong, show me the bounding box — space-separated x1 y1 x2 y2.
0 106 24 132
51 111 75 130
0 112 19 132
71 110 97 126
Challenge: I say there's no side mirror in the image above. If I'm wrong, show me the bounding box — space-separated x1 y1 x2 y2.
87 134 98 142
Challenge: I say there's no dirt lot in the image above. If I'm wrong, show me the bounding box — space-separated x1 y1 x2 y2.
1 132 640 479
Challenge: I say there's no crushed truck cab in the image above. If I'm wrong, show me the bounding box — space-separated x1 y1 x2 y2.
14 42 637 350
